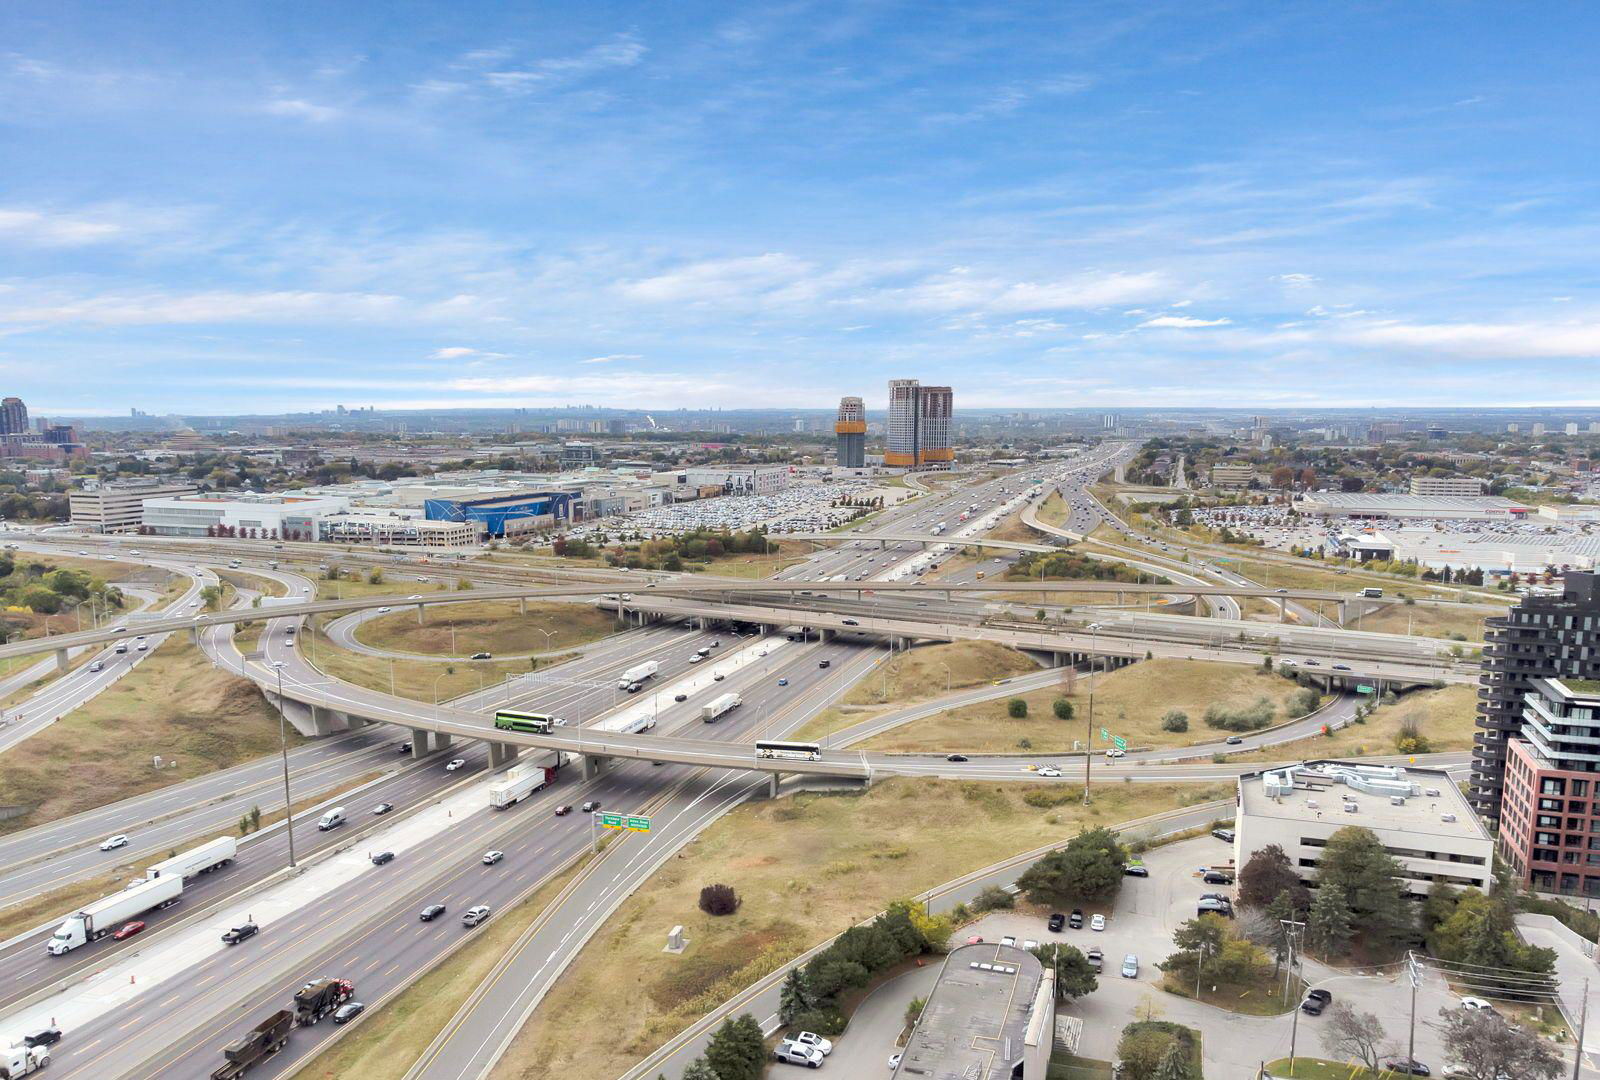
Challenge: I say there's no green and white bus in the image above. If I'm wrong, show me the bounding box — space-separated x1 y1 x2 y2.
494 710 557 734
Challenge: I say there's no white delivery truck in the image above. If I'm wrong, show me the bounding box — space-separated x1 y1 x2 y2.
616 660 659 690
620 714 657 735
488 752 566 810
317 806 347 832
145 836 237 881
701 693 742 723
47 875 183 954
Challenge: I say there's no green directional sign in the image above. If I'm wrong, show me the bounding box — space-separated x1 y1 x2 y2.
626 816 652 833
1113 735 1128 750
1356 684 1376 695
1100 728 1110 741
599 812 625 829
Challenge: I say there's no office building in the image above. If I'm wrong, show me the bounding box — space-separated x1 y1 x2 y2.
834 396 866 469
317 510 477 549
891 942 1053 1080
1498 677 1600 896
70 479 198 533
1209 463 1255 489
1567 423 1581 436
885 379 953 470
0 397 27 436
1409 475 1488 497
1235 762 1492 898
1472 572 1600 829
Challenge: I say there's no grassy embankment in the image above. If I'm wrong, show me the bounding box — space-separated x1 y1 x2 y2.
791 640 1040 743
0 633 296 834
1228 682 1477 761
481 777 1230 1080
860 658 1320 754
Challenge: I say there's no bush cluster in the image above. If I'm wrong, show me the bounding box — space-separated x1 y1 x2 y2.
1202 697 1277 732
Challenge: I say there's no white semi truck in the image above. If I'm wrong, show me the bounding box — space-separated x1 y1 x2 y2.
616 660 659 690
701 693 742 723
488 752 566 809
47 874 183 954
145 836 236 881
0 1043 50 1078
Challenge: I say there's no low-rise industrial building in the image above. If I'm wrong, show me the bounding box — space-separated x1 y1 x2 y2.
1409 475 1488 496
680 466 790 496
317 511 476 549
1295 492 1530 520
141 492 350 540
422 490 581 539
70 479 198 533
891 941 1053 1080
1234 761 1493 897
1209 463 1256 489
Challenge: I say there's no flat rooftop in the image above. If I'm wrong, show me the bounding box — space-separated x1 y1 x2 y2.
1239 762 1489 843
1298 493 1527 514
892 943 1042 1080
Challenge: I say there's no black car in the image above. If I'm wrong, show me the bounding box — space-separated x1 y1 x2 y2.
818 659 831 668
222 922 259 945
420 904 446 922
1333 664 1352 671
581 800 601 813
1382 1059 1430 1076
1301 989 1332 1015
947 754 968 763
674 693 688 702
371 850 396 865
1211 828 1236 842
333 1002 366 1024
1047 912 1066 932
22 1027 62 1049
471 651 492 660
398 742 411 754
1202 870 1235 885
372 803 395 816
1124 863 1150 877
1068 909 1084 929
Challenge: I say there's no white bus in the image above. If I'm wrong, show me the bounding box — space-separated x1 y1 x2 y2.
754 740 822 762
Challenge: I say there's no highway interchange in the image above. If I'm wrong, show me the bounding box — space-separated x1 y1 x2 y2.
0 442 1487 1079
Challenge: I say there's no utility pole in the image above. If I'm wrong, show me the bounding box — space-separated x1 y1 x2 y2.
1573 977 1590 1080
1406 951 1421 1070
1282 919 1306 1072
1195 941 1211 1000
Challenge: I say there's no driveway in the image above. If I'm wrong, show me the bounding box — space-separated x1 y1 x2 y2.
801 965 941 1076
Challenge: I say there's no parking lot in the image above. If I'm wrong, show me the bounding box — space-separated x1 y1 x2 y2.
566 478 882 540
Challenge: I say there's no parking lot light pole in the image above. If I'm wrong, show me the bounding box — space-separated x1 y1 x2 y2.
272 661 297 869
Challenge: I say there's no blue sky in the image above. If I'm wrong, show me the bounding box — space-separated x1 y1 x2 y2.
2 1 1597 415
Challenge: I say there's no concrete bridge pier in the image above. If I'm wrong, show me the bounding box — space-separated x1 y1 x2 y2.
581 754 611 781
754 772 782 799
54 647 69 673
434 731 452 752
410 729 434 758
819 628 836 643
417 603 426 625
488 742 519 768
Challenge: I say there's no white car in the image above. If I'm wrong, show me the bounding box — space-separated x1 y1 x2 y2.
377 606 392 614
792 1031 832 1055
445 758 466 771
1038 766 1062 778
482 850 504 865
1461 996 1497 1012
100 834 129 851
1105 748 1126 759
1090 914 1106 931
889 1053 902 1070
1000 935 1017 947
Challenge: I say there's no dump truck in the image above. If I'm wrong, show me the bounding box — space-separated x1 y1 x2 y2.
488 753 565 810
48 874 183 954
293 977 355 1026
210 1009 291 1079
146 836 237 881
701 693 742 723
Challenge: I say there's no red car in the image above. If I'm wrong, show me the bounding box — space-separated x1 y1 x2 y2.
554 805 572 817
113 920 146 940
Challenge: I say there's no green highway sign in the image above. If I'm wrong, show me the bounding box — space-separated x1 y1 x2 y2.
1113 736 1128 750
1356 684 1375 695
598 812 652 832
626 816 652 833
1100 728 1110 741
599 812 625 829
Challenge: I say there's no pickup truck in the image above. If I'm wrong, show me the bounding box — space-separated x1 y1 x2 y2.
772 1041 825 1068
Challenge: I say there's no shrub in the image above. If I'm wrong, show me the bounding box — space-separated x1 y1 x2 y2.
1161 709 1189 733
1007 698 1028 719
1394 716 1432 754
1017 737 1032 750
699 883 741 916
1023 788 1078 809
789 1008 847 1037
1052 698 1074 721
1202 697 1277 732
971 885 1016 911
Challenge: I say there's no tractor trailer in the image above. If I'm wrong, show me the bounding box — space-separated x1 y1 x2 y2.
47 874 182 954
210 1010 292 1079
488 752 566 809
0 1044 50 1078
701 693 742 723
616 660 659 690
145 836 236 881
293 978 355 1025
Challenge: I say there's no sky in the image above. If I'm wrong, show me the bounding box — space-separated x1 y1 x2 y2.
1 1 1598 415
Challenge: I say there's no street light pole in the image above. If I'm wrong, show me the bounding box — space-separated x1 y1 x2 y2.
272 662 297 869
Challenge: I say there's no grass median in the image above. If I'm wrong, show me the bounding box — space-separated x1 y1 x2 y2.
354 598 619 657
486 776 1230 1080
0 634 296 834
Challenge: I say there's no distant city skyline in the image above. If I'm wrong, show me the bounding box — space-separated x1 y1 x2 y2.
1 2 1597 413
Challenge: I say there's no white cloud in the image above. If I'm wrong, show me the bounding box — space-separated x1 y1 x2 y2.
617 253 813 304
0 208 123 245
430 346 479 359
1273 273 1318 288
581 354 642 364
1137 315 1232 329
483 34 646 94
1345 318 1600 358
0 289 494 327
263 98 340 123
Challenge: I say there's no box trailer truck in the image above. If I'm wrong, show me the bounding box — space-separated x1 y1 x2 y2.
701 693 742 723
145 836 237 881
616 660 659 690
488 753 565 809
47 874 183 954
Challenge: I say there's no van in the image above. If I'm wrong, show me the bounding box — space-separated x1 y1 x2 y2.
1361 587 1383 598
115 643 128 654
317 807 347 832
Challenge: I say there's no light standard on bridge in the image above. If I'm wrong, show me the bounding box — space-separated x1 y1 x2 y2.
433 670 453 706
271 660 297 869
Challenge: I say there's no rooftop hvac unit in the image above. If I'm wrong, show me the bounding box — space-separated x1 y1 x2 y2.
1391 795 1405 806
1425 788 1441 797
1344 803 1358 813
1441 813 1457 823
1306 799 1319 809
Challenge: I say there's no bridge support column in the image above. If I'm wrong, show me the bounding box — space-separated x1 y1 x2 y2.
1335 601 1347 626
488 742 518 768
519 596 527 615
581 754 610 781
1279 598 1288 623
434 731 452 751
756 772 781 800
54 647 69 673
410 729 432 758
819 628 835 643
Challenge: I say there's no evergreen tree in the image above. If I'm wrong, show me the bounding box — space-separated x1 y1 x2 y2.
1152 1036 1193 1080
777 969 810 1026
1264 890 1297 971
679 1061 718 1080
703 1014 766 1080
1307 882 1354 956
1317 827 1412 947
